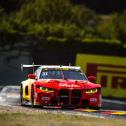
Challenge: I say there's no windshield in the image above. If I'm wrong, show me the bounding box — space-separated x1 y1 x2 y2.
40 69 87 80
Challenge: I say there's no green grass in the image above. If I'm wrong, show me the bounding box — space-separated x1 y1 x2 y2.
0 112 126 126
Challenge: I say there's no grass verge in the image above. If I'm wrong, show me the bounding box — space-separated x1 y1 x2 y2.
0 112 126 126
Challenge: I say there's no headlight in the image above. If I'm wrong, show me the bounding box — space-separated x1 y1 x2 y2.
84 88 98 94
37 86 54 92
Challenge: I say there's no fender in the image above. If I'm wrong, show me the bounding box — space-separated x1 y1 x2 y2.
22 79 35 101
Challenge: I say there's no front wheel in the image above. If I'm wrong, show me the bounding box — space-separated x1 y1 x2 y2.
31 84 35 107
89 106 101 110
31 84 43 108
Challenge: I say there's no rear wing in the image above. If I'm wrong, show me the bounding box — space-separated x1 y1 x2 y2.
21 64 41 73
21 64 81 73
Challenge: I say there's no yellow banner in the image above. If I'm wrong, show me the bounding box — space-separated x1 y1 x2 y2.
76 54 126 98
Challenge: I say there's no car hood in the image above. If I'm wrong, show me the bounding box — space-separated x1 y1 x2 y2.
35 79 101 90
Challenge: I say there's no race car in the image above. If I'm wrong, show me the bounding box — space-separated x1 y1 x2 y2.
20 65 102 108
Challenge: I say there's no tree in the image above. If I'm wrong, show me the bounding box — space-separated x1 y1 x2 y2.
112 11 126 47
0 0 27 12
1 0 125 54
0 0 99 52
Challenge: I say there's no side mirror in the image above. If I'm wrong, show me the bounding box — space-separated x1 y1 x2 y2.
88 76 96 82
28 74 36 79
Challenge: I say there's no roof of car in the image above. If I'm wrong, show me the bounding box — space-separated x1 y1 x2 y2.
38 65 80 70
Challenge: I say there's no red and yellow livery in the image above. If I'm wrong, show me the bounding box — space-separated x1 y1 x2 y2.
20 65 102 109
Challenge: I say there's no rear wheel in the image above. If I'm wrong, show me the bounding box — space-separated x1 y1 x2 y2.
20 84 24 106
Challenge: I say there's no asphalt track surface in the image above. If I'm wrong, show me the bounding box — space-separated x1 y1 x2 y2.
0 86 126 119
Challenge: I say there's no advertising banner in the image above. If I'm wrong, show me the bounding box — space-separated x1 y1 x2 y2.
76 54 126 98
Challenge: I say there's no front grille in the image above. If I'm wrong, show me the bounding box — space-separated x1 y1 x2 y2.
71 89 82 97
71 90 82 105
59 89 82 105
59 89 69 105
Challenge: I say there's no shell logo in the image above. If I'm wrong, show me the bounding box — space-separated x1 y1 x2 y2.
59 84 80 88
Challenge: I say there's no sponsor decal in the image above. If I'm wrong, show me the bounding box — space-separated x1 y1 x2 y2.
59 84 80 88
90 98 97 102
76 54 126 98
41 97 50 101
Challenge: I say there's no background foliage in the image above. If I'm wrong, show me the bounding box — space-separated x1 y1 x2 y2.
0 0 126 53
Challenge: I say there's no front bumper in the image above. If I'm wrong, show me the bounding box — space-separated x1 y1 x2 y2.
34 89 102 108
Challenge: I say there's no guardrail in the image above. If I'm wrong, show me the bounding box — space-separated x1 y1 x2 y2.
103 99 126 110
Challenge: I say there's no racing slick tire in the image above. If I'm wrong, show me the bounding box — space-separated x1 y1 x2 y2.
20 84 24 106
31 84 43 108
31 84 35 107
89 106 101 110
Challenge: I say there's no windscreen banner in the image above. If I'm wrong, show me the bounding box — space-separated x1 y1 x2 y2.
76 54 126 98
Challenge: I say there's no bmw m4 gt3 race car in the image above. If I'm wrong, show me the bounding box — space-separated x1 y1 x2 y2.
20 65 102 109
